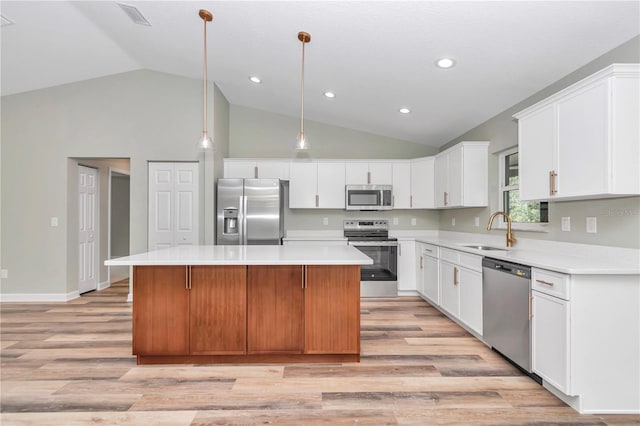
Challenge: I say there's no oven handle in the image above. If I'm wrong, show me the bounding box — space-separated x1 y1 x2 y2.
348 241 398 247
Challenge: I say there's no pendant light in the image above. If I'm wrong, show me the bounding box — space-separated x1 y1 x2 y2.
196 9 214 152
295 31 311 151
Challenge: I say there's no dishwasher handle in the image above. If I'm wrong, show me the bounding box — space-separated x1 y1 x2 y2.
482 257 531 279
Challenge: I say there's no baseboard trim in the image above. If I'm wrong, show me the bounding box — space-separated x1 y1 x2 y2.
98 280 111 291
0 291 80 302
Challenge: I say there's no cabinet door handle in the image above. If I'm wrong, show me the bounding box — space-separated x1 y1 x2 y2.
444 192 448 206
186 266 192 290
398 243 402 256
185 266 189 290
254 166 258 179
549 170 558 196
420 256 423 269
528 293 533 320
392 195 395 208
301 266 305 289
453 267 459 285
536 279 555 287
410 195 413 208
367 171 371 184
315 194 319 208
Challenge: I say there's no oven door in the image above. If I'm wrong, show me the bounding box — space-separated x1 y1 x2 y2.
348 241 398 297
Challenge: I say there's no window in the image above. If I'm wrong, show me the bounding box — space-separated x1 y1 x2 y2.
498 148 548 231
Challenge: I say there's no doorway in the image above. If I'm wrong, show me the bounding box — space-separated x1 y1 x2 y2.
109 168 130 284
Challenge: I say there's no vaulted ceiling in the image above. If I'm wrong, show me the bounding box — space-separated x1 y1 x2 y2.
2 1 639 147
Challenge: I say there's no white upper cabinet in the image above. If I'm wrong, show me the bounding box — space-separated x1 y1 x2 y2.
391 161 411 209
224 159 290 180
289 161 345 209
410 157 435 209
345 161 392 185
434 142 489 208
514 63 640 201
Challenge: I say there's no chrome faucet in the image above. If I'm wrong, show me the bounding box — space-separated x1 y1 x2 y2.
487 211 517 247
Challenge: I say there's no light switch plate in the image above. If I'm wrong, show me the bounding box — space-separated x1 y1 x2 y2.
1 269 7 279
561 217 571 232
586 217 597 233
393 217 399 225
452 217 456 227
322 217 329 226
50 217 58 227
411 218 416 226
474 217 480 227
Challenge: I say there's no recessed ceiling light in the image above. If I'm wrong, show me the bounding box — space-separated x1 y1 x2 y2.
324 91 336 99
249 76 261 83
399 108 411 114
435 58 456 69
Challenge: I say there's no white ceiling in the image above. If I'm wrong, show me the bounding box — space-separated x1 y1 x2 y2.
2 1 639 148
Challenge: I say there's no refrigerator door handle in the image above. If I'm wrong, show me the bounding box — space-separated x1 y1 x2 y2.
242 195 248 245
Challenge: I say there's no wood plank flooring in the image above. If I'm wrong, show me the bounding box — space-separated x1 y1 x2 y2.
1 280 638 425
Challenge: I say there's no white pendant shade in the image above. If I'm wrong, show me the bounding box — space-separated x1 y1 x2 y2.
197 131 213 151
295 132 309 151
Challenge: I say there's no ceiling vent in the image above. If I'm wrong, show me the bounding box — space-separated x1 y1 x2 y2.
117 3 151 26
0 15 14 27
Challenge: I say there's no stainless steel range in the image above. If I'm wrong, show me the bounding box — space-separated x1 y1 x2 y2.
344 219 398 297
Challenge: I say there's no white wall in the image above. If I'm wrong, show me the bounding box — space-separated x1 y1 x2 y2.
1 70 228 298
230 104 435 159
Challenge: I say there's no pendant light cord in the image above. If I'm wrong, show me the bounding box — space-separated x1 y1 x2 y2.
203 16 208 135
300 37 305 137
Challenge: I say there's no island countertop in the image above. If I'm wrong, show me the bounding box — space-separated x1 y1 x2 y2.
104 244 373 266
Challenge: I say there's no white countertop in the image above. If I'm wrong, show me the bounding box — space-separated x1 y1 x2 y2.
104 245 373 266
414 234 640 275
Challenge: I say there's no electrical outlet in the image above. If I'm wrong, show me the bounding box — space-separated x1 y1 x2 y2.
50 217 58 227
322 217 329 226
561 217 571 232
474 217 480 227
1 269 7 279
411 218 417 226
586 217 597 233
451 217 456 227
393 217 399 225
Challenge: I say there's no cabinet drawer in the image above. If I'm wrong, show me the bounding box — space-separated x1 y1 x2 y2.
420 243 439 258
439 248 459 263
532 268 570 300
458 252 482 272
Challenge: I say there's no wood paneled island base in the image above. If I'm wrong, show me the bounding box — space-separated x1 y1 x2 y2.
132 264 361 365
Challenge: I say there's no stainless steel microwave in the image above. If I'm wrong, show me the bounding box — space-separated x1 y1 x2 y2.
345 185 393 210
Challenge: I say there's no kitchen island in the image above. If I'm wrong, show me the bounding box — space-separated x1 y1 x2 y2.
105 245 372 365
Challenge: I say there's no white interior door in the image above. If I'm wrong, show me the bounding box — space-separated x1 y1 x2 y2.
79 165 98 294
148 162 199 250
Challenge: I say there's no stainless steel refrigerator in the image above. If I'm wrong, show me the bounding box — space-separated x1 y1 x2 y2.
216 178 284 245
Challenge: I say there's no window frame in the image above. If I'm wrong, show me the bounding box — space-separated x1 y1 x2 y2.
497 147 549 232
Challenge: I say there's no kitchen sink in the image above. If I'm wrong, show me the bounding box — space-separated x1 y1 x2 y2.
460 244 508 251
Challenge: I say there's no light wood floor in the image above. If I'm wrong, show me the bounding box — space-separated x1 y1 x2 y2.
1 280 638 425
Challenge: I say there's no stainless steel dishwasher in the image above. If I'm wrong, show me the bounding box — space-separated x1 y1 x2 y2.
482 258 539 381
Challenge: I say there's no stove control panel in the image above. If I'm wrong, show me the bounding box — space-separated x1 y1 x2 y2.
343 219 389 231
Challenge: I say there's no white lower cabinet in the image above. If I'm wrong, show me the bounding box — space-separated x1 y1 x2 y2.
437 248 483 335
458 267 482 336
532 289 571 394
420 244 439 304
397 240 416 293
439 261 460 317
531 268 572 395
